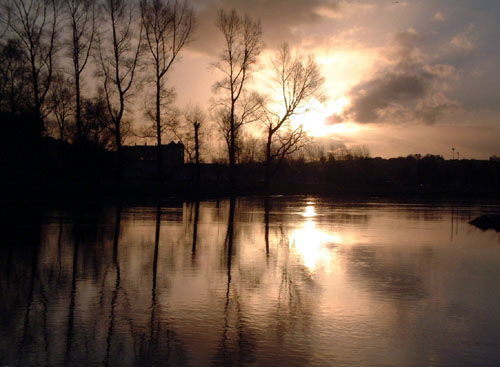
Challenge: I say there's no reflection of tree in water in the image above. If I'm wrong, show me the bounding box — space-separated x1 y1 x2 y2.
132 205 188 367
213 196 257 366
274 202 317 365
64 212 80 367
190 200 200 267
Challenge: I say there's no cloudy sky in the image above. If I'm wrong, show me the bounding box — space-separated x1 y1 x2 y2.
166 0 500 159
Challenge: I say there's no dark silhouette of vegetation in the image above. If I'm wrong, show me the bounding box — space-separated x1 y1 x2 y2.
0 39 31 115
140 0 195 183
97 0 142 177
63 0 98 144
0 0 498 200
3 0 60 137
213 9 263 191
174 105 208 187
260 43 324 189
48 72 73 141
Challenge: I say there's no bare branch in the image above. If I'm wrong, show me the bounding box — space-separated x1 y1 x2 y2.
213 8 262 184
262 43 325 186
97 0 143 152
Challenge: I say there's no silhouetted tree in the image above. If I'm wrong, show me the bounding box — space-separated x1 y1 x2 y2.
97 0 142 176
175 105 207 185
0 3 10 41
62 0 98 144
260 43 324 188
238 134 263 164
140 0 195 183
0 39 30 115
213 9 263 190
140 90 178 141
81 91 117 149
48 72 73 141
3 0 60 137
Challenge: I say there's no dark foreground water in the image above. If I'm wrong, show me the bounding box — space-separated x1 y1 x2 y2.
1 196 500 367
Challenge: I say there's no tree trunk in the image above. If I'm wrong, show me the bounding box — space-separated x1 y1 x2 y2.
75 73 82 144
229 104 236 191
264 127 273 191
194 122 200 188
156 78 163 184
115 119 122 180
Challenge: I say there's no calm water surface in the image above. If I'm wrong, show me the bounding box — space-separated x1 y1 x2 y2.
1 196 500 366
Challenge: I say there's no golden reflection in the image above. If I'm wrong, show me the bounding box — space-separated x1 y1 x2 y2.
292 208 342 272
303 205 317 218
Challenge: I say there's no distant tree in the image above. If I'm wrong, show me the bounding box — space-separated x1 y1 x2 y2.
48 72 74 141
0 2 10 42
0 39 31 115
97 0 142 176
213 9 263 189
174 105 207 186
239 134 263 164
260 43 324 188
62 0 98 144
140 0 195 183
81 91 117 149
3 0 60 136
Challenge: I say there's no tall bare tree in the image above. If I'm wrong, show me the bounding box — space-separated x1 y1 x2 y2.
213 9 262 190
3 0 60 137
97 0 142 175
63 0 98 144
140 0 195 183
260 43 324 188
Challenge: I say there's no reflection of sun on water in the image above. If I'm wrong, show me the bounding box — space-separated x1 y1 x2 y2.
303 205 316 217
291 205 342 272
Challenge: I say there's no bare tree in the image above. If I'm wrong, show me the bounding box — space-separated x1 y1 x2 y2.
97 0 142 175
213 9 262 189
140 88 178 142
81 91 117 149
62 0 98 144
0 39 31 115
0 2 10 41
3 0 60 137
140 0 195 183
174 104 207 186
260 43 324 188
239 134 263 164
49 72 74 141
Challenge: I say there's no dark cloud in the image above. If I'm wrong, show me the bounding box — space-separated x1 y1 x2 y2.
190 0 344 54
341 30 460 125
345 73 430 123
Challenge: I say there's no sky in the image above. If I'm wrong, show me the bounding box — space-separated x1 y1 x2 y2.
166 0 500 159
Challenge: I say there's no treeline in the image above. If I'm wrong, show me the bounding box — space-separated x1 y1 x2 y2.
269 154 500 195
0 0 326 191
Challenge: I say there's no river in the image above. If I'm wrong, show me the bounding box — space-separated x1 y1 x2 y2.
1 196 500 366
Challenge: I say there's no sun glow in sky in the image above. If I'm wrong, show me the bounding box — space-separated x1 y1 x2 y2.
167 0 500 159
290 95 360 137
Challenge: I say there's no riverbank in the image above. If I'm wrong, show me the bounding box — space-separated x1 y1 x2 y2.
2 179 500 205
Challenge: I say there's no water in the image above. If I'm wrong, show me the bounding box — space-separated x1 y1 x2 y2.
1 196 500 366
